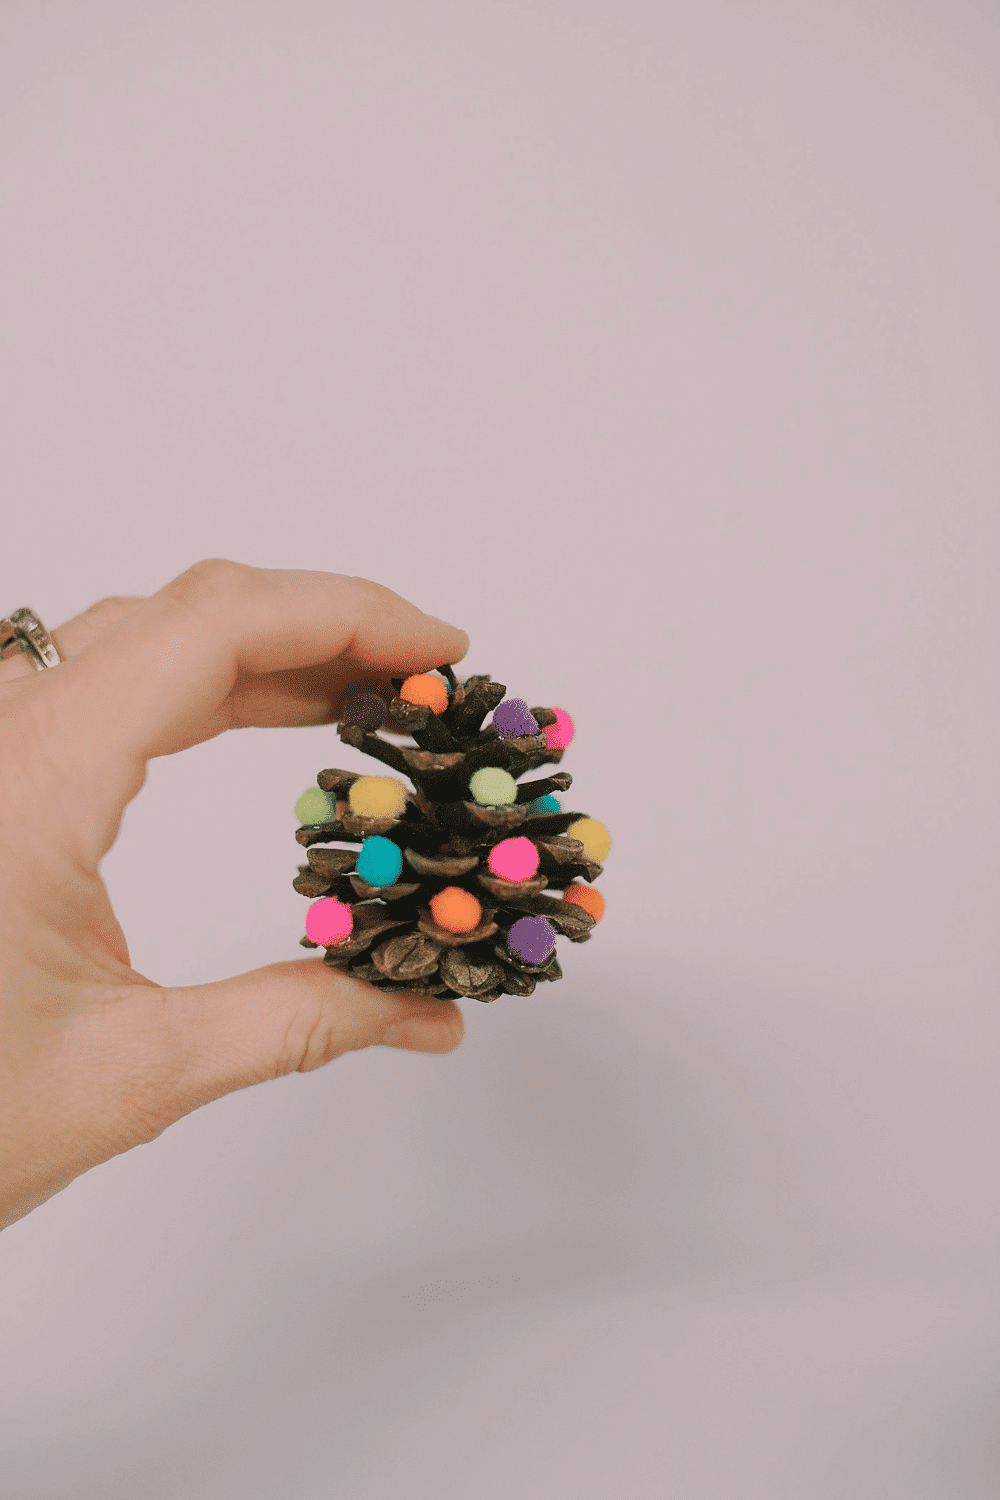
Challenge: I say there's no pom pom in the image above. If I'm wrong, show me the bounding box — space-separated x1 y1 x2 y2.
492 698 539 739
356 836 404 886
430 887 483 933
468 767 518 806
527 794 561 816
400 673 449 715
348 776 408 819
295 787 336 825
562 884 605 923
567 818 612 862
507 915 557 964
306 897 354 946
543 707 575 751
342 692 387 732
487 836 540 883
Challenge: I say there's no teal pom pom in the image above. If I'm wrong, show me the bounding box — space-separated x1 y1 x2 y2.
295 787 336 825
356 835 404 887
527 794 561 815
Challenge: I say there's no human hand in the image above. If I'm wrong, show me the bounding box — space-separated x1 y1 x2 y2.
0 559 468 1231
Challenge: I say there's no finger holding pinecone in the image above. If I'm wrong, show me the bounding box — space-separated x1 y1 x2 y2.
291 666 611 1003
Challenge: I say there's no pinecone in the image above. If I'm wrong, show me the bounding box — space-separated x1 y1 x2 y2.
291 667 611 1003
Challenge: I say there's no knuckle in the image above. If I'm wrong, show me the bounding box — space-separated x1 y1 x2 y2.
167 558 250 612
176 558 248 591
343 575 400 612
285 1004 346 1075
81 595 139 625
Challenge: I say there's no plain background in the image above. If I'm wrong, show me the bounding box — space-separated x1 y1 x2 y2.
1 2 998 1496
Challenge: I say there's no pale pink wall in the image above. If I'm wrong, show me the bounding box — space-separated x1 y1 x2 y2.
1 2 998 1495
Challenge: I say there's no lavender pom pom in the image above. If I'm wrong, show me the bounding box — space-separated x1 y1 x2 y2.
507 915 557 964
342 692 387 732
492 698 539 739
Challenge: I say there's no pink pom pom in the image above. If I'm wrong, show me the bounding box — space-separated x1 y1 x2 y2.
487 836 540 883
305 897 354 946
543 707 575 750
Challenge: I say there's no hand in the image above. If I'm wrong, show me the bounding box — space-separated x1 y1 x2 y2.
0 559 468 1231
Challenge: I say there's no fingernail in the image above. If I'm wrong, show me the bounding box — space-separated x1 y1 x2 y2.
382 1012 451 1051
426 615 468 639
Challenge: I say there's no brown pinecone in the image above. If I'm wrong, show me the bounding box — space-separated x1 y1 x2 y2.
292 668 607 1003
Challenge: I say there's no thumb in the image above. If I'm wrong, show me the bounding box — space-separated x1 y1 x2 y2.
140 958 464 1125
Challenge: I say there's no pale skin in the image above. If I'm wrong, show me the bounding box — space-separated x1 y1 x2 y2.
0 559 467 1232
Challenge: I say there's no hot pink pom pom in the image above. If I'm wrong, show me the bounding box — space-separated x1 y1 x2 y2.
543 707 575 750
487 836 540 883
305 897 354 946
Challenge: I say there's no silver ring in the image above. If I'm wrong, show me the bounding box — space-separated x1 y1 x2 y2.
0 608 63 671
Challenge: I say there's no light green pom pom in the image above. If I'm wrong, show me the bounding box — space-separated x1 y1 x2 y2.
469 767 518 806
295 787 335 825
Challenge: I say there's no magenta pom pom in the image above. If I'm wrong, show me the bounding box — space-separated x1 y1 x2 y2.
487 837 541 883
543 707 575 750
306 897 354 946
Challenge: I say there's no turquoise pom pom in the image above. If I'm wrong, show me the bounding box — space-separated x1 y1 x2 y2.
527 794 561 815
356 835 404 887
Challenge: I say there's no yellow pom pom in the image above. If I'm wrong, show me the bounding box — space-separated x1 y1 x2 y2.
430 887 483 933
567 818 612 863
400 673 449 715
348 776 408 819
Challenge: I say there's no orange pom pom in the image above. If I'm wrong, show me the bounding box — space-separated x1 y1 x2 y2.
399 673 449 715
561 884 605 923
429 886 483 933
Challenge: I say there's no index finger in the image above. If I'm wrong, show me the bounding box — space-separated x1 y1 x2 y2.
9 559 468 866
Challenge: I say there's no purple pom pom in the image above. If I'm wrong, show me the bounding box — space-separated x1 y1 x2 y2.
342 692 387 732
492 698 539 740
507 915 557 965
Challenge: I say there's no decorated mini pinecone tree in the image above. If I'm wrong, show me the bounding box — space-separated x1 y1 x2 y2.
291 667 612 1003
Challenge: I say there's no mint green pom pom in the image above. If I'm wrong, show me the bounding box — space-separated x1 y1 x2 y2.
469 767 518 806
295 787 336 825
